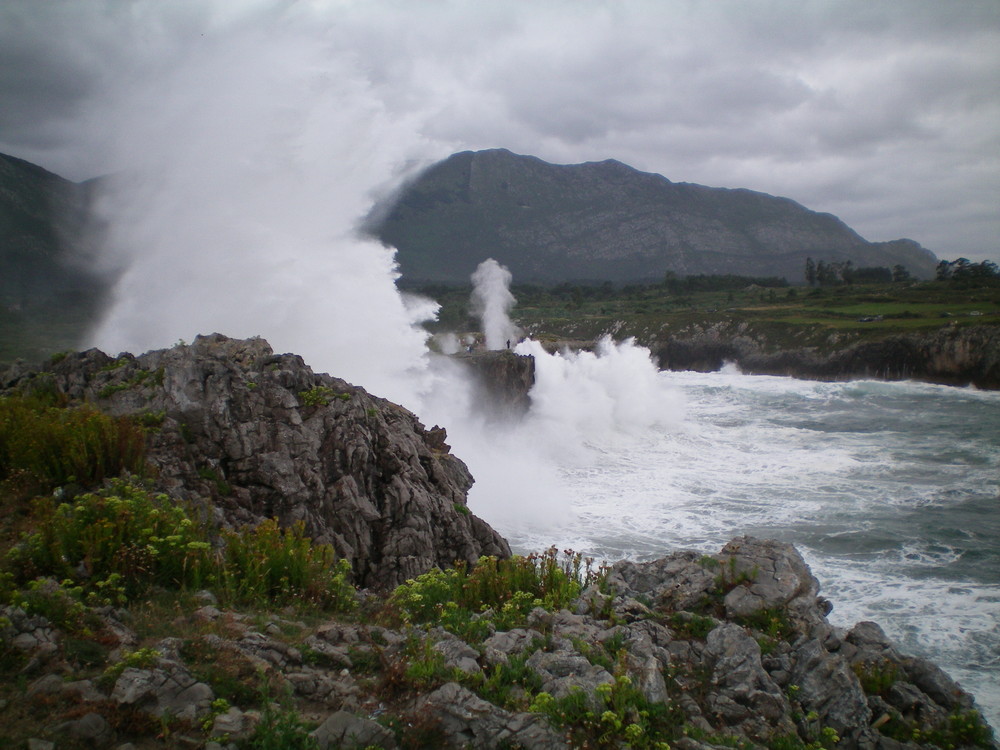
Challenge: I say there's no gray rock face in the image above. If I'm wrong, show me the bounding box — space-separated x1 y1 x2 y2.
415 682 567 750
4 334 510 588
452 349 535 419
705 623 795 737
311 710 397 749
111 664 214 722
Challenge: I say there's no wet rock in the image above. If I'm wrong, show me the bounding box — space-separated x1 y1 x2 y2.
901 656 974 712
111 664 215 722
452 350 535 419
720 537 824 630
431 629 482 675
526 649 614 706
210 706 258 741
482 628 537 666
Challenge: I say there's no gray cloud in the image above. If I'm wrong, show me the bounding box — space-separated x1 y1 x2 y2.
1 0 997 262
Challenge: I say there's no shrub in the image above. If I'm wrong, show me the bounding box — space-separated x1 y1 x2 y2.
297 386 350 407
246 683 318 750
530 672 681 749
388 547 605 638
8 480 214 599
852 659 898 697
219 519 356 612
0 395 146 490
3 483 356 613
7 577 90 633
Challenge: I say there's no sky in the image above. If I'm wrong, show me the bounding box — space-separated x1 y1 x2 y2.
1 0 998 264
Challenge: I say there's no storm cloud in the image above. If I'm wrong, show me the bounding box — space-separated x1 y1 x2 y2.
1 0 997 262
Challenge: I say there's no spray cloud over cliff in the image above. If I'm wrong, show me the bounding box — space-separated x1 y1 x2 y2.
83 12 445 406
63 3 683 537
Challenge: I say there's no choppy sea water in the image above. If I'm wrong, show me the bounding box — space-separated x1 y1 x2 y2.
498 369 1000 728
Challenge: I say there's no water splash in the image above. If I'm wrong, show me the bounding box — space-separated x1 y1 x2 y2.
470 258 520 350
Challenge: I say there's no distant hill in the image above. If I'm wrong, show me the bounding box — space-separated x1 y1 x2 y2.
368 148 939 284
0 152 107 361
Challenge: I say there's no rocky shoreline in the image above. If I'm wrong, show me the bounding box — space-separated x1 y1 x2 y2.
1 336 995 749
653 324 1000 390
1 537 993 749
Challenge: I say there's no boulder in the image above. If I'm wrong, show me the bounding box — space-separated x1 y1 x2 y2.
415 682 567 749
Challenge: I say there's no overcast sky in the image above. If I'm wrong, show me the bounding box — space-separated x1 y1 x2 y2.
2 0 998 263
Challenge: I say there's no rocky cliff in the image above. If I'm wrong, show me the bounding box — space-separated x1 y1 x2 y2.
369 149 939 285
452 349 536 419
655 323 1000 389
1 334 509 588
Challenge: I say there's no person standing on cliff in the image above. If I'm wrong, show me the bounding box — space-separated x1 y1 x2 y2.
506 339 511 349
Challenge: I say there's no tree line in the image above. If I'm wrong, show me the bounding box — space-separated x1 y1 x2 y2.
804 258 911 287
935 257 1000 282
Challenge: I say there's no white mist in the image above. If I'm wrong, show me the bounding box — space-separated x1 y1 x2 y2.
471 258 521 350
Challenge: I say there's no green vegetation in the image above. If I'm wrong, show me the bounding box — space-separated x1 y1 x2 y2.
414 276 1000 356
297 385 350 407
0 391 146 493
387 547 604 641
529 672 681 749
1 479 356 614
879 708 995 749
852 658 898 697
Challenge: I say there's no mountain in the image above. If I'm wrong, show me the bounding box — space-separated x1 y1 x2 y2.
368 148 939 284
0 152 108 360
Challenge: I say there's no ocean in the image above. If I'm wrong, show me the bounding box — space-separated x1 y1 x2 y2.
465 343 1000 728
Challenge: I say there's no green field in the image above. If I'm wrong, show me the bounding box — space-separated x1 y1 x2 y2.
420 279 1000 353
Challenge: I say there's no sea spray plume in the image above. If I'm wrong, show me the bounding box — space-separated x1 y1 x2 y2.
79 11 448 407
471 258 521 350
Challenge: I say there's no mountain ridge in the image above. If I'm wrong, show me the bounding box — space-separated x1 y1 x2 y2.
369 148 938 284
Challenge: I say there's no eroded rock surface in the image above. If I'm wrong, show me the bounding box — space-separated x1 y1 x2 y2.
2 334 509 588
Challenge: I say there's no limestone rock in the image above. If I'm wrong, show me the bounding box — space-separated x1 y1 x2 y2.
704 623 794 736
311 710 397 749
6 334 510 588
415 682 567 749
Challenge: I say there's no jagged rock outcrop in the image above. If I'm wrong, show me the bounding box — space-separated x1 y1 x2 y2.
452 349 535 418
369 148 939 284
0 334 509 588
656 323 1000 389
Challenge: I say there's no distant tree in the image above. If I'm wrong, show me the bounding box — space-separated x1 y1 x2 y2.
935 258 999 283
816 260 838 286
891 264 911 282
805 257 817 286
841 260 855 285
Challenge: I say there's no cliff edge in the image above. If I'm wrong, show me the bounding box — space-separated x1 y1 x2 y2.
1 334 509 588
